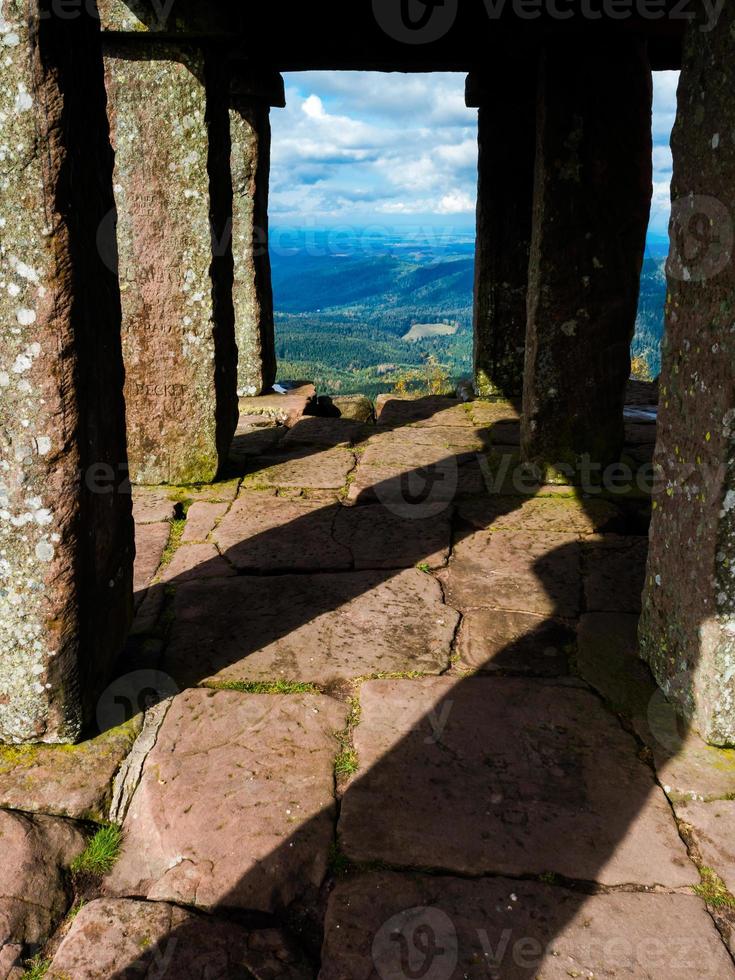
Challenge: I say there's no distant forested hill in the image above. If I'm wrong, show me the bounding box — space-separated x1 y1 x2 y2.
270 231 667 396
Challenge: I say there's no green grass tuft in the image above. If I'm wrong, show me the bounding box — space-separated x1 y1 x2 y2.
158 517 186 570
334 748 359 778
205 680 318 695
71 824 123 878
694 867 735 909
20 956 50 980
416 562 431 573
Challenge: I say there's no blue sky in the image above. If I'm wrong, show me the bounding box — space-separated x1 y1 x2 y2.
270 70 678 241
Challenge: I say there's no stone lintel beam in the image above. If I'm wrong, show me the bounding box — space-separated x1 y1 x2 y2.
521 37 653 483
0 1 133 743
230 67 286 109
467 61 537 399
640 7 735 747
98 0 232 36
103 43 238 485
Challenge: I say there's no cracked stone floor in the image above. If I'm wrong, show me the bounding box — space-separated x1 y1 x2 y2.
2 389 735 978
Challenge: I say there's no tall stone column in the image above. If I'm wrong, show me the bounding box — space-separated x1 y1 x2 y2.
467 61 537 399
640 7 735 747
0 1 133 743
103 44 238 486
230 71 284 396
521 39 653 482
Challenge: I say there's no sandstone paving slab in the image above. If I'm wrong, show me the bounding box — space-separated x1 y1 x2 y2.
437 530 581 618
467 398 522 425
319 872 733 980
457 609 574 676
375 394 474 428
338 678 696 886
134 522 171 595
582 535 648 613
0 720 141 821
458 495 622 536
577 613 657 720
0 809 85 949
158 543 236 584
105 689 348 912
635 719 735 804
243 448 355 491
46 898 313 980
228 422 285 467
676 800 735 895
239 383 316 426
175 479 242 504
181 501 230 543
333 504 451 570
132 488 177 525
214 494 351 572
348 456 485 508
282 417 368 449
162 570 459 687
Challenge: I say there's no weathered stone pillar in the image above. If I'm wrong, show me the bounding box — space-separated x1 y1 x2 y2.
521 39 653 482
640 8 735 747
230 70 284 396
467 61 537 399
0 1 133 743
103 45 238 486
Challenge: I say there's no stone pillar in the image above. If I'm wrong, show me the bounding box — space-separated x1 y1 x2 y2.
103 45 238 486
640 8 735 747
521 39 653 482
467 62 536 399
230 71 284 396
0 1 133 743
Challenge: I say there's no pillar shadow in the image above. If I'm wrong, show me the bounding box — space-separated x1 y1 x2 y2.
89 394 713 979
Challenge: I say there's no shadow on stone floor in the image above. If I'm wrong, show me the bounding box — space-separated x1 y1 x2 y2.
44 396 734 979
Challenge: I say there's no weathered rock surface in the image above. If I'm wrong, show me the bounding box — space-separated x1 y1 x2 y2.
639 3 735 746
163 570 458 686
457 609 574 676
437 531 581 618
339 678 695 886
332 395 375 422
375 395 474 428
282 417 366 449
577 613 656 720
333 505 451 570
0 720 141 820
133 522 171 594
634 720 735 804
181 501 229 542
105 689 347 911
132 488 177 525
47 898 312 980
458 496 621 536
104 47 237 485
228 416 284 467
231 103 276 397
0 0 133 743
0 809 85 952
214 494 351 572
522 38 652 479
583 536 648 613
320 872 732 980
239 383 315 426
676 799 735 895
347 426 485 509
159 543 235 583
243 448 355 491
